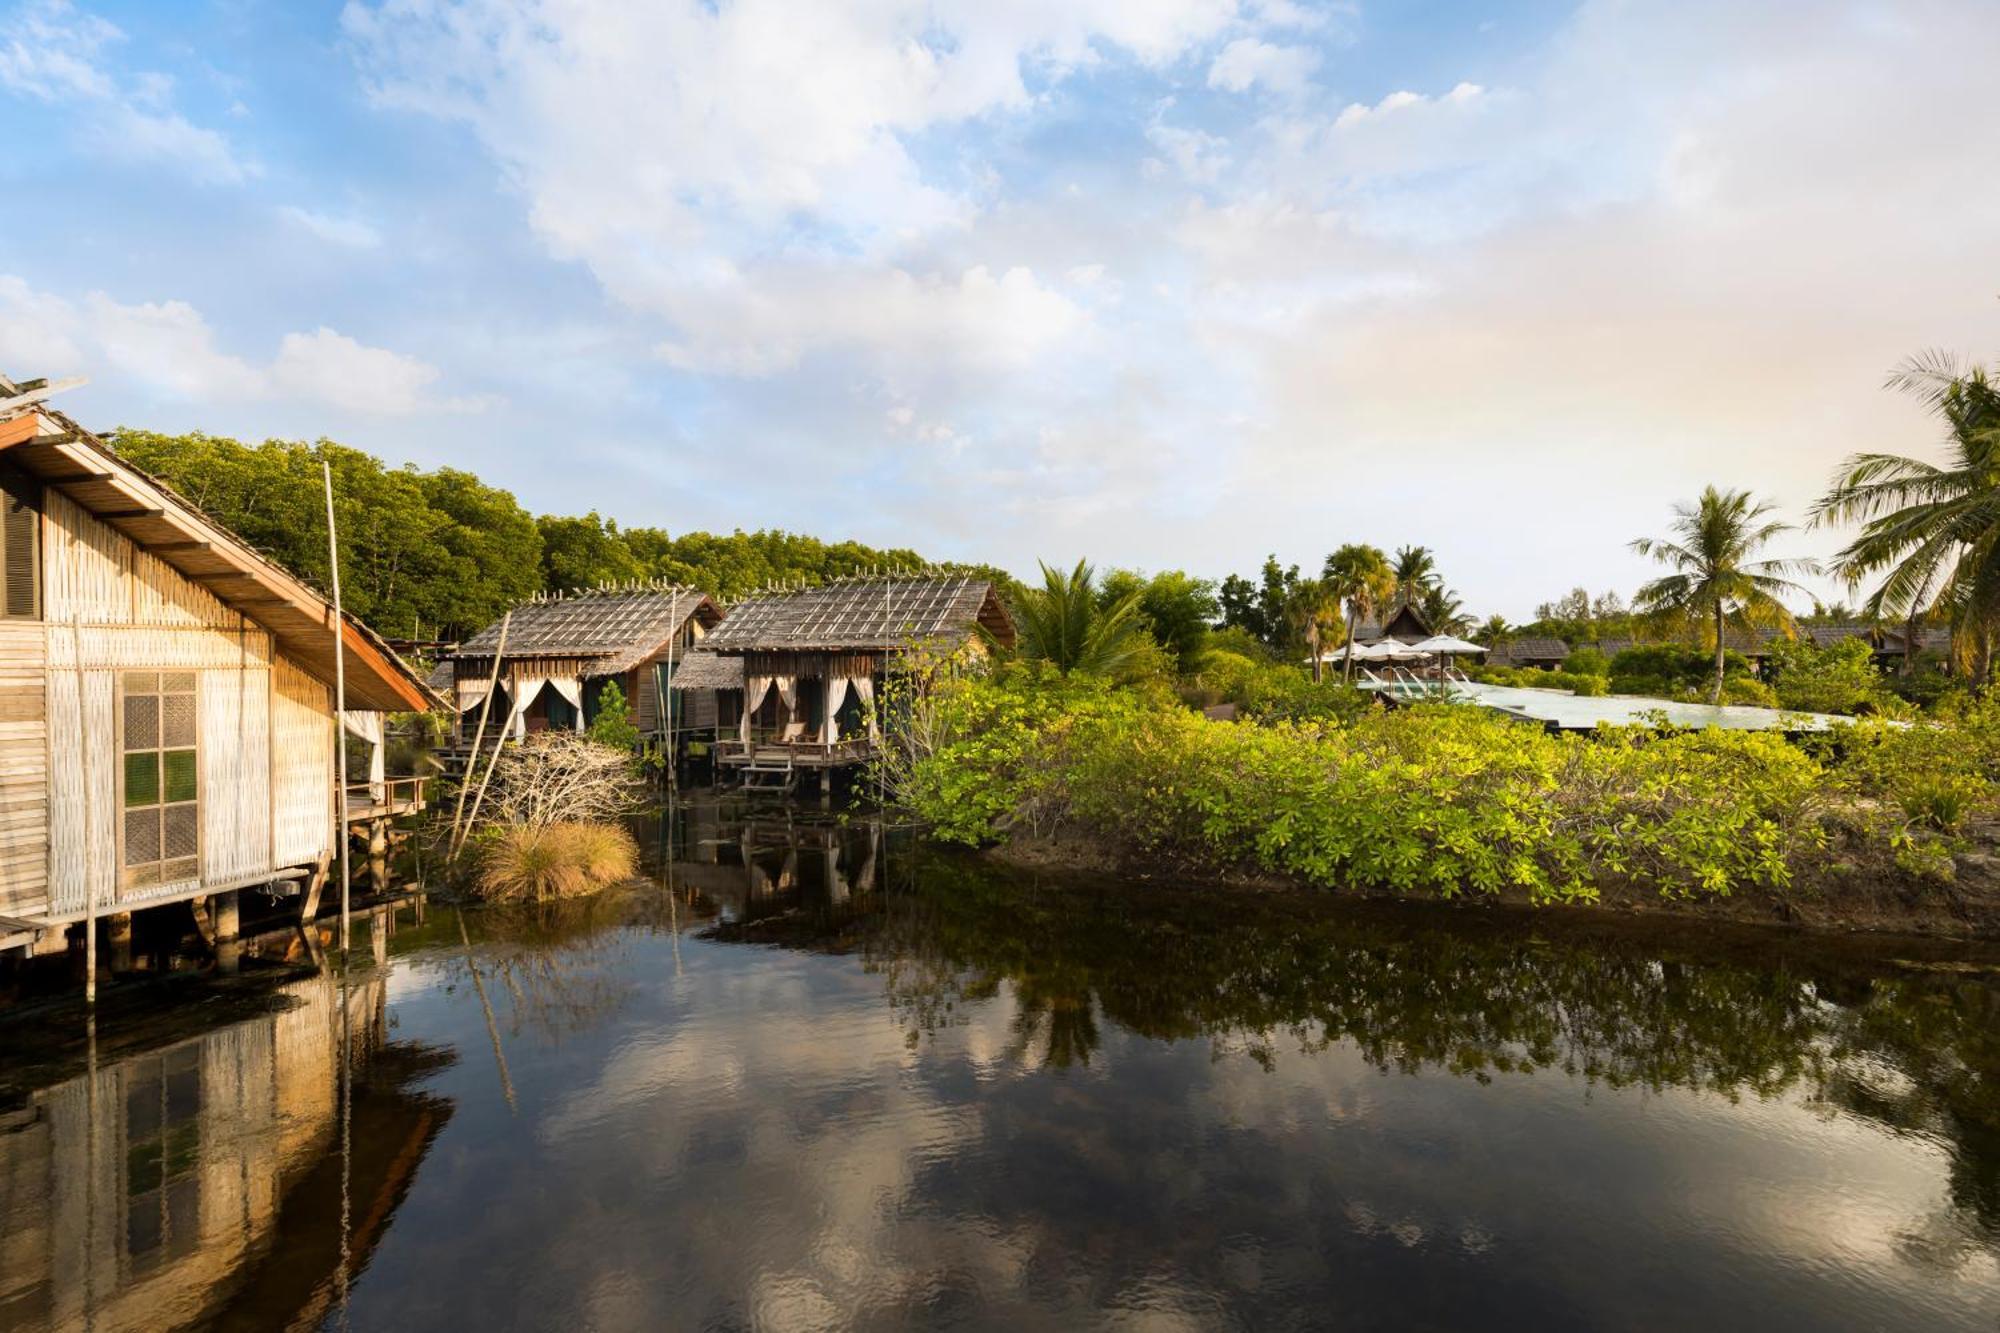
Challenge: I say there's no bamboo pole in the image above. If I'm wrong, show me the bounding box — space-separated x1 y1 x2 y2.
454 695 510 858
447 611 510 851
74 614 98 1006
323 457 351 953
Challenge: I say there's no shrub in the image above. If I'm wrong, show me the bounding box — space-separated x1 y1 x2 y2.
898 677 1849 902
1765 638 1897 716
477 822 639 902
586 679 642 750
1564 647 1610 677
481 732 644 829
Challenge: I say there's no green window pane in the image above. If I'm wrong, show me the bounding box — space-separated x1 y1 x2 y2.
124 752 160 808
162 750 198 804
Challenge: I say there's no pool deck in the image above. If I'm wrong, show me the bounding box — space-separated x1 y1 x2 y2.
1379 680 1854 733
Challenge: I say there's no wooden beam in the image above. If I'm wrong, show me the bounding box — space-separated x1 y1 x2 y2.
94 507 167 521
49 472 116 486
149 540 213 553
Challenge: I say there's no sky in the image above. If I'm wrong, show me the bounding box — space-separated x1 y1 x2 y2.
0 0 1995 620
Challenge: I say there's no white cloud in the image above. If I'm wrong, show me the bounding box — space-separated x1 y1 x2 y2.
1208 38 1318 96
0 0 249 183
279 206 384 249
340 0 1257 375
0 276 474 416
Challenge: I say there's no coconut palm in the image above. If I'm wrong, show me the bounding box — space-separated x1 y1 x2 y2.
1418 584 1470 635
1810 354 2000 679
1009 559 1148 676
1478 614 1509 644
1286 578 1345 683
1391 544 1438 610
1323 544 1396 684
1631 487 1817 702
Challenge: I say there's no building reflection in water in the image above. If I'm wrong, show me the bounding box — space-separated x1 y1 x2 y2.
0 922 453 1333
639 797 887 934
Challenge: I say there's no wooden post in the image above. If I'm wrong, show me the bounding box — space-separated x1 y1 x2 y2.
368 817 389 895
73 614 97 1006
324 457 351 953
448 611 509 853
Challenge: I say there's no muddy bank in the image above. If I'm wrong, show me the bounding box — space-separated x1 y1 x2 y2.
988 830 2000 943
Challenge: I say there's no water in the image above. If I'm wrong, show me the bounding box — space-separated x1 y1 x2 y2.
2 801 1998 1331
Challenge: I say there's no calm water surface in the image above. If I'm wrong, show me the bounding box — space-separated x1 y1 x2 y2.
2 800 1998 1332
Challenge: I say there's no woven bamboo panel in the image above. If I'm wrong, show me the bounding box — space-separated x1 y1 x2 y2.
46 667 114 915
48 624 270 671
0 622 46 915
42 493 238 629
201 664 273 884
270 654 332 867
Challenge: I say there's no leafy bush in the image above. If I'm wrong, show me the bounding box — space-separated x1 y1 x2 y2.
1564 647 1610 677
1608 644 1756 700
586 679 642 750
1717 677 1780 707
1470 665 1607 696
1764 638 1898 716
477 822 639 902
898 677 1848 902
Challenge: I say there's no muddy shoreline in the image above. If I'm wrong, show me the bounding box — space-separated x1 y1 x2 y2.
987 830 2000 947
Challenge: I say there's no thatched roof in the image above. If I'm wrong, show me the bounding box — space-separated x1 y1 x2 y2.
452 584 722 675
1491 636 1570 665
701 574 1014 654
666 648 743 691
1354 602 1432 645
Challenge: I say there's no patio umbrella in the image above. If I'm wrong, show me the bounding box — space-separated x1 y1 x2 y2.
1409 635 1487 695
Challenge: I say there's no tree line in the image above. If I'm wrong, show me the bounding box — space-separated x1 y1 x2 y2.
111 429 955 641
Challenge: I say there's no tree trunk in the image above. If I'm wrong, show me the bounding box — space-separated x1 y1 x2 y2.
1902 611 1918 678
1342 610 1359 684
1712 604 1726 705
1308 622 1323 684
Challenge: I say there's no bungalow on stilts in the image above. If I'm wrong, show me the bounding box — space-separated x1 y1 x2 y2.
0 374 436 964
686 573 1014 797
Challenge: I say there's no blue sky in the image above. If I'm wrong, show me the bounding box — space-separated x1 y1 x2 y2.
2 0 1996 618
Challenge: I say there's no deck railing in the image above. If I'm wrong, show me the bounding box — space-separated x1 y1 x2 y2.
345 774 431 819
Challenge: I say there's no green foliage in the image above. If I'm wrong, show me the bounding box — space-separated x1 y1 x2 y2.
899 677 1846 903
1099 569 1218 673
1764 637 1900 716
1608 644 1756 700
1564 647 1610 676
1217 555 1300 651
538 512 645 590
1469 665 1609 696
1009 560 1151 677
586 679 641 751
113 430 544 639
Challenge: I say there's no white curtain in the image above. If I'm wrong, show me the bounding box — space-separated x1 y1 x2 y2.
455 678 490 712
507 674 548 739
822 676 851 744
741 674 774 743
774 675 797 711
852 676 879 741
549 675 585 731
342 710 386 794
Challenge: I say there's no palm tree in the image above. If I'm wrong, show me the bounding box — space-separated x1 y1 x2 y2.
1286 578 1345 683
1009 559 1149 676
1631 487 1817 702
1810 354 2000 679
1418 584 1470 635
1323 544 1396 683
1391 544 1438 609
1478 614 1509 644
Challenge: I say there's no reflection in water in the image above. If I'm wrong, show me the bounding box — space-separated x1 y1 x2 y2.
0 934 453 1333
1 800 1996 1331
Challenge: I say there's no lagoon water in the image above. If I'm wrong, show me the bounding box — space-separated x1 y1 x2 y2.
2 801 1997 1331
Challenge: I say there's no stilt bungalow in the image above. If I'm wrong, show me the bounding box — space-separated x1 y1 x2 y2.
695 574 1014 787
432 583 722 745
0 375 436 959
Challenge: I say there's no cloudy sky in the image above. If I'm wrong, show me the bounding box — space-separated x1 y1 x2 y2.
1 0 1995 618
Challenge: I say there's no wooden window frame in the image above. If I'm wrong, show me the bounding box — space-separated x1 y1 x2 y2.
117 670 202 894
0 463 40 621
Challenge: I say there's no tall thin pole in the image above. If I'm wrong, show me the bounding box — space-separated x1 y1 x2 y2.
75 614 97 1006
324 457 351 953
448 611 510 850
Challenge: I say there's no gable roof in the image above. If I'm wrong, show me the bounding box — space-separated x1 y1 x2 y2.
452 584 722 675
701 574 1014 654
0 375 435 713
666 647 744 691
1491 636 1571 664
1355 601 1433 644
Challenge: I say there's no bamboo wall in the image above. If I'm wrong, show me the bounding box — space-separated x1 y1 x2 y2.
0 619 46 916
34 496 336 919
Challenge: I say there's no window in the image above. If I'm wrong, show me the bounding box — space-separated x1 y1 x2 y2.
124 1044 202 1267
0 463 38 619
122 672 199 890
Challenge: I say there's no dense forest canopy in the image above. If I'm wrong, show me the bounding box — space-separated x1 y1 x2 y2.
109 429 972 639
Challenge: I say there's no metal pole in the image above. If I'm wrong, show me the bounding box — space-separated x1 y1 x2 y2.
324 457 351 952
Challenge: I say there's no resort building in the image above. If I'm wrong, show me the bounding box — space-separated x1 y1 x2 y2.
1488 636 1573 670
1351 603 1433 646
0 374 435 958
690 574 1014 783
432 583 722 744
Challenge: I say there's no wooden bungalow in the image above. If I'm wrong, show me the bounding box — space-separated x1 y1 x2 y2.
1489 636 1573 670
432 583 722 745
696 574 1014 783
0 375 435 958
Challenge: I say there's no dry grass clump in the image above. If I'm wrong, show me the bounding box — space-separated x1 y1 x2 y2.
477 822 639 903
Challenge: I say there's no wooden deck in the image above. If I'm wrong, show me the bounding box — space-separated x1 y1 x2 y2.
345 775 431 823
713 738 873 771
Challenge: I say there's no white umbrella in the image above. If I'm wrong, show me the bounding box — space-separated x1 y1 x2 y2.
1409 635 1486 694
